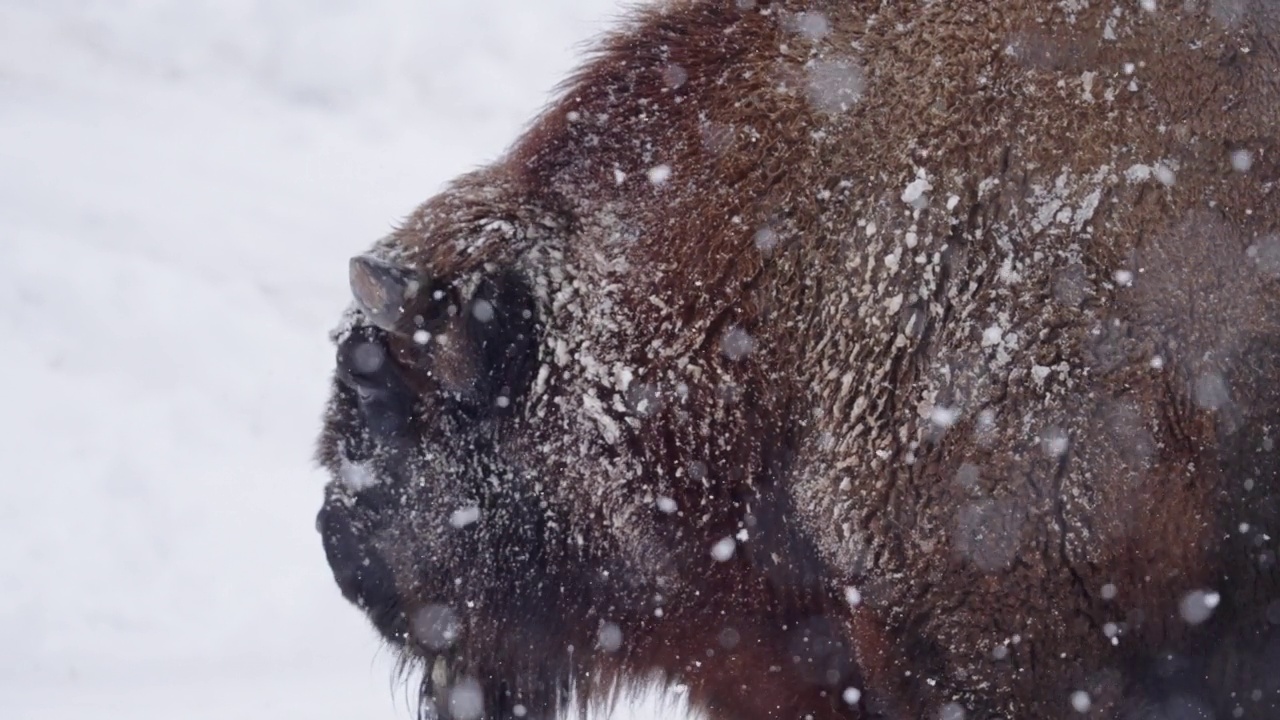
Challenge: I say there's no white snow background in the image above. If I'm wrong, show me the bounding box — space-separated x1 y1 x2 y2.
0 1 694 718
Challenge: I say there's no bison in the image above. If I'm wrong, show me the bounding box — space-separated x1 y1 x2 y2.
315 1 1280 718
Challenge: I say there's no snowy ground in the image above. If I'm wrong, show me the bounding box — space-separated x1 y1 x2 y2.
0 1 690 717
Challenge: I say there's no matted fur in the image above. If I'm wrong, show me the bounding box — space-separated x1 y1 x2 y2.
316 1 1280 718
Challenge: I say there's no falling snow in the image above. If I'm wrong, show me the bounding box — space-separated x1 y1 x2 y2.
351 341 387 374
449 678 485 720
710 537 737 562
1042 428 1070 458
754 227 779 252
720 327 756 361
597 622 624 653
792 11 830 40
1179 590 1222 625
471 299 496 323
930 406 960 428
412 605 461 651
1231 149 1254 172
450 505 482 529
805 57 865 113
646 164 672 186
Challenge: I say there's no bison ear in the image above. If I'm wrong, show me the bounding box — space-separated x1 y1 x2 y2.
349 255 424 332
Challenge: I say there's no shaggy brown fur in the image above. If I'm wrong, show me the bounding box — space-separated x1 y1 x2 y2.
316 1 1280 718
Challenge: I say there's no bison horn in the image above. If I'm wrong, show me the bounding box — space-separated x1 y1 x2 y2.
349 254 424 332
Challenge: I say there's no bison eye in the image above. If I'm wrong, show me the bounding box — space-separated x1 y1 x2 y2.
347 254 540 415
460 270 539 411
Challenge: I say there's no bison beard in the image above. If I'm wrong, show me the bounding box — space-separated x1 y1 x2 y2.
315 2 1280 719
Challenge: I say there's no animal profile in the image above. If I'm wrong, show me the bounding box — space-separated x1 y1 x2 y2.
316 1 1280 718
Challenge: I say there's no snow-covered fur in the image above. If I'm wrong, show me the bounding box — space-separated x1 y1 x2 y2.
316 1 1280 718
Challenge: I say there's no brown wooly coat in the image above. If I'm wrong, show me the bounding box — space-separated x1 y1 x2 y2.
315 1 1280 718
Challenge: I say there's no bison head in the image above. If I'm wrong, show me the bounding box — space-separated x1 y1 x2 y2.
312 169 867 720
315 229 573 718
